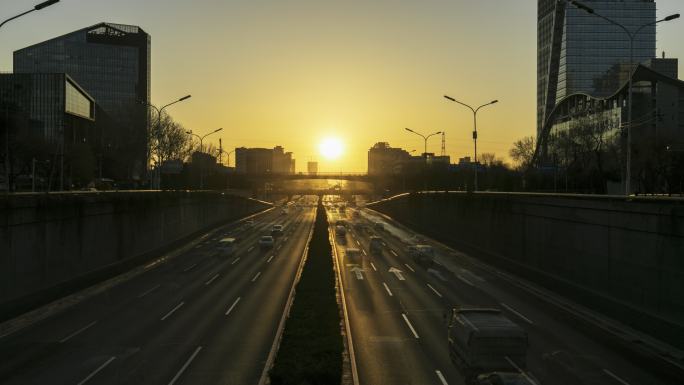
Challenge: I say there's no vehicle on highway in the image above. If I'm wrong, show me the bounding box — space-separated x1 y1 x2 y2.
217 237 237 256
258 235 275 249
369 236 383 254
335 225 347 237
409 244 435 267
335 219 348 227
345 248 361 261
447 307 528 383
373 221 385 231
475 372 539 385
245 219 255 228
271 224 284 236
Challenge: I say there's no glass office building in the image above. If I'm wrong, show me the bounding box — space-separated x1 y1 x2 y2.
538 0 656 136
13 23 151 181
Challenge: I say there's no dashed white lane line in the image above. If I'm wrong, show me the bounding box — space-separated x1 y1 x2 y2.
435 370 449 385
276 244 282 250
500 303 534 325
456 274 474 286
193 245 201 249
231 257 240 265
603 369 632 385
247 246 255 253
283 236 289 241
401 314 420 339
404 263 415 273
427 284 443 298
383 282 393 297
361 249 367 256
252 271 262 282
168 346 202 385
161 302 185 321
137 284 161 298
60 321 97 343
225 297 241 316
76 356 116 385
205 273 219 285
355 240 361 247
267 255 275 263
390 249 398 257
370 262 377 271
183 263 197 272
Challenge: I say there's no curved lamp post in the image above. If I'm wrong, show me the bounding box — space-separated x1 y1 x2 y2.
186 128 223 189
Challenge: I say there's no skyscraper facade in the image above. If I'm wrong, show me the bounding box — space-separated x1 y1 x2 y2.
14 23 151 182
537 0 656 136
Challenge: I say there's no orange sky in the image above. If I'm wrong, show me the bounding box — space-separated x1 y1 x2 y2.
2 0 683 172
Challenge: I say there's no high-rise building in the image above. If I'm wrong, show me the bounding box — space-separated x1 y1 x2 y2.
14 22 151 182
235 146 295 174
307 161 318 175
368 142 412 175
537 0 656 136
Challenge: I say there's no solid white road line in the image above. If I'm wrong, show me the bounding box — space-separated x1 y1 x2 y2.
183 263 197 272
500 303 534 325
161 302 185 321
267 255 275 263
370 262 377 271
247 246 255 252
60 321 97 343
225 297 241 316
602 369 632 385
168 346 202 385
76 356 116 385
435 370 449 385
404 263 415 272
252 271 262 282
383 282 393 297
138 284 161 298
231 257 240 265
401 313 420 339
205 273 219 285
456 274 474 286
427 284 443 298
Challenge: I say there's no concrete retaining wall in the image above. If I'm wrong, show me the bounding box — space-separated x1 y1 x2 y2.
369 192 684 348
0 191 270 319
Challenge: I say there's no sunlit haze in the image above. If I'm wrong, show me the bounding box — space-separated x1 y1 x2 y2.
1 0 682 172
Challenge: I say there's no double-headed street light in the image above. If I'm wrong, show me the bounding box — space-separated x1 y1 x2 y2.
568 0 679 195
443 95 498 191
405 128 442 191
186 128 223 189
0 0 60 30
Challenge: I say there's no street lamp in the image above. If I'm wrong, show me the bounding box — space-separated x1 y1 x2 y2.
443 95 498 191
0 0 60 30
404 128 442 190
186 128 223 189
568 0 679 195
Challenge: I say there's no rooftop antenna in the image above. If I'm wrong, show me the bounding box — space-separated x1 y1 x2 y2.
441 132 446 156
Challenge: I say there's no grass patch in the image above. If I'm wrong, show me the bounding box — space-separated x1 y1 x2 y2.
269 202 343 385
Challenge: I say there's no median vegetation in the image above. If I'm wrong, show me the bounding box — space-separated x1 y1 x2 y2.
270 201 343 385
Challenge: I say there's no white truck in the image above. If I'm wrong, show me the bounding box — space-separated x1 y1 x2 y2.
447 307 528 383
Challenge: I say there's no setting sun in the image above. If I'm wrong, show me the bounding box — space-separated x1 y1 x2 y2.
319 137 344 160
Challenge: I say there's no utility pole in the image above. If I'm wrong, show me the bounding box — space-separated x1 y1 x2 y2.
441 132 446 156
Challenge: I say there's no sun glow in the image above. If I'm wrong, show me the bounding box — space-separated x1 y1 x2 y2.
319 137 344 160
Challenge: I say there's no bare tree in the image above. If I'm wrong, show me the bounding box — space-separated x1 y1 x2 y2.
509 136 536 171
149 108 193 165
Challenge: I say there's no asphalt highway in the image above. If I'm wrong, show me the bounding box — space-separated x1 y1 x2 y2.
0 197 317 385
329 199 678 385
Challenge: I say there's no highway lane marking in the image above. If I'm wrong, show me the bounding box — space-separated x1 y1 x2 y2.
602 369 632 385
267 255 275 263
351 266 364 280
456 274 474 286
427 284 443 298
225 297 241 316
355 240 361 246
252 271 262 282
76 356 116 385
390 250 398 257
404 263 415 272
60 321 97 343
137 284 161 298
283 236 289 241
168 346 202 385
161 302 185 321
361 249 367 256
435 370 449 385
193 245 201 249
370 262 377 271
504 356 537 384
389 267 405 281
383 282 393 297
205 273 219 285
183 263 198 272
247 246 255 252
500 303 534 325
401 314 419 339
231 257 240 265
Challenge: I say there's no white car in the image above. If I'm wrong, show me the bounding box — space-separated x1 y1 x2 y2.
258 235 275 249
271 224 284 236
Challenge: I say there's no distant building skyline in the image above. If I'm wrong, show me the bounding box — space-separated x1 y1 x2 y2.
235 146 295 175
